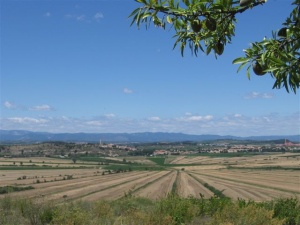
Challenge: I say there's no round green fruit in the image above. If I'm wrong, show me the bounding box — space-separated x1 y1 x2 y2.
252 62 266 76
240 0 252 7
278 27 287 37
215 42 224 55
191 19 202 33
205 18 216 31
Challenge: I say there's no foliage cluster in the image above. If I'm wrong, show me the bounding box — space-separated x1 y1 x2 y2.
0 186 34 195
1 195 299 225
130 0 300 93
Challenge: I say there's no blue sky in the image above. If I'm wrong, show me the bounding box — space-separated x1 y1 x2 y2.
1 0 299 136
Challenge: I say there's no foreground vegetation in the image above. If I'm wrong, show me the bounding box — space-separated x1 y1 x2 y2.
1 195 299 225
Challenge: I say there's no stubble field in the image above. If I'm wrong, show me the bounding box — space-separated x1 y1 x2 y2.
0 153 299 203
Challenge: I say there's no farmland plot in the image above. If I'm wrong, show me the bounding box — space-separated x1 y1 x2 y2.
1 154 300 202
199 169 300 193
0 171 157 201
0 168 100 186
190 169 300 201
176 171 213 198
133 170 177 199
81 170 171 201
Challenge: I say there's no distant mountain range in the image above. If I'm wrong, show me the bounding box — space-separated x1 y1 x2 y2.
0 130 299 144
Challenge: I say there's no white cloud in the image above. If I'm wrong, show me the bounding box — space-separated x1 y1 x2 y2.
177 115 213 122
244 92 274 99
65 12 103 23
148 116 161 121
64 14 88 22
105 114 115 118
94 12 104 22
234 114 242 118
77 14 86 21
261 93 274 99
263 117 271 122
86 121 103 126
1 112 298 136
8 117 48 124
30 104 53 111
123 88 133 94
4 101 16 109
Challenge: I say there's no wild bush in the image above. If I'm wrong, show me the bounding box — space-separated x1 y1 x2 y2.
210 203 284 225
156 194 198 224
0 195 298 225
260 197 300 225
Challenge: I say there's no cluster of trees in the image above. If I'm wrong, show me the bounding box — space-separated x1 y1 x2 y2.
130 0 300 93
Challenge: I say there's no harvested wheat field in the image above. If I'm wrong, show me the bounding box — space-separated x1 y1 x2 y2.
176 171 214 198
0 153 299 203
189 168 300 201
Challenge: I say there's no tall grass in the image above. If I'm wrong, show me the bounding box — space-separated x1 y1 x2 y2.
0 195 299 225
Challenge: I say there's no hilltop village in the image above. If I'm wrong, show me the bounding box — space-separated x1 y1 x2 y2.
1 139 300 158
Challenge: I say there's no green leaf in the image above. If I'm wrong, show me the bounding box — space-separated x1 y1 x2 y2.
167 15 172 24
128 8 140 19
135 0 147 3
183 0 190 6
246 65 251 80
180 41 186 57
232 57 250 64
264 67 278 72
236 61 248 73
206 45 212 55
269 56 285 65
142 12 151 19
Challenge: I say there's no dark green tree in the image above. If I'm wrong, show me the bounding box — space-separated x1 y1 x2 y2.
129 0 300 93
72 158 77 164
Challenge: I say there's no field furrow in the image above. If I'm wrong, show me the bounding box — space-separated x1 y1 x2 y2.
193 169 300 194
176 171 213 198
79 171 171 201
191 173 298 201
1 171 151 200
134 170 177 199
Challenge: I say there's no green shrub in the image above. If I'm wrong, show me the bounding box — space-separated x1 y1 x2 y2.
210 203 284 225
0 186 34 194
156 194 198 224
93 200 114 223
205 196 232 216
0 195 298 225
258 198 300 225
52 202 91 225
